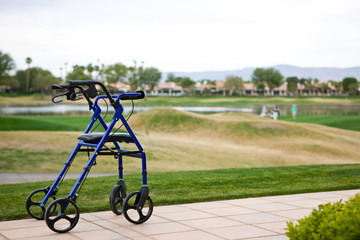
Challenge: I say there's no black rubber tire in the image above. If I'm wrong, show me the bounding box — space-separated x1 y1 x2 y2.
25 188 55 220
123 191 153 224
110 184 126 215
45 198 79 233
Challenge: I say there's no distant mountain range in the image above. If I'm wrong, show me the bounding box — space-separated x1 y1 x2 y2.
162 64 360 82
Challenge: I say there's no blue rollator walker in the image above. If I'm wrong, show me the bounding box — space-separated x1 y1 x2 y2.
25 80 153 233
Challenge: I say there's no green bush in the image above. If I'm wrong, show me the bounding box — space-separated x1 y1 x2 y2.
286 194 360 239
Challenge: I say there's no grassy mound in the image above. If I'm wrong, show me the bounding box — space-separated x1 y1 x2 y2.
1 109 360 173
130 108 311 139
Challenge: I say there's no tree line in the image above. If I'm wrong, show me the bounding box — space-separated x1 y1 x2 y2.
1 50 359 96
0 50 162 96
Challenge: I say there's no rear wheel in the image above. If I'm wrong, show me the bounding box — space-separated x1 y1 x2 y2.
25 188 55 220
110 183 126 215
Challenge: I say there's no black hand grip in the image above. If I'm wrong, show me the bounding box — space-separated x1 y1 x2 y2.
69 80 114 104
68 80 95 86
120 91 146 100
52 84 69 90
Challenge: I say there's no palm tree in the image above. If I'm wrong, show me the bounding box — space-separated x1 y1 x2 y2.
26 57 32 92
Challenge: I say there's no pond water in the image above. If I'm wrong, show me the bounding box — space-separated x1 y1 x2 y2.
1 104 359 116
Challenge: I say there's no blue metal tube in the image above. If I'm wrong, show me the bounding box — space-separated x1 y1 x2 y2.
141 152 147 185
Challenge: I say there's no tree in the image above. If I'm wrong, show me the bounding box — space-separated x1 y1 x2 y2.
86 64 94 80
178 77 196 95
32 68 60 99
67 65 91 80
26 57 32 92
0 50 15 78
0 51 18 92
224 75 244 95
342 77 358 95
166 75 196 94
328 80 342 94
128 60 139 91
285 76 299 95
104 63 128 84
140 67 162 91
166 73 176 83
251 68 284 95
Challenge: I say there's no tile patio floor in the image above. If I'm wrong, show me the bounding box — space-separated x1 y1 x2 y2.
0 189 359 240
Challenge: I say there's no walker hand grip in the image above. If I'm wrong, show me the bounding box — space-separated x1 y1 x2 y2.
52 84 69 90
120 91 145 100
69 80 114 104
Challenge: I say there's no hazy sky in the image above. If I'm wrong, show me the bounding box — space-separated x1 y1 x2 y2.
1 0 359 77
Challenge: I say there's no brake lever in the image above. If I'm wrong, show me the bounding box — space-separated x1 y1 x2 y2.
52 92 69 103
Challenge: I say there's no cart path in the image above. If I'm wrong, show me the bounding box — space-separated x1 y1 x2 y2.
0 173 117 184
0 189 359 240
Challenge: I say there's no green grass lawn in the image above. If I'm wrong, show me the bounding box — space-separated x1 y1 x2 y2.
280 115 360 131
1 164 360 221
0 115 92 131
1 112 360 132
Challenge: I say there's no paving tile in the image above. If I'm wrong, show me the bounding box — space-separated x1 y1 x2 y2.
90 210 120 220
202 206 258 216
257 221 289 234
142 215 170 224
224 198 272 206
331 190 360 196
271 208 313 220
260 194 309 203
156 209 215 221
185 201 233 210
227 212 288 224
92 219 121 229
302 192 350 199
72 229 126 240
0 219 45 230
249 235 288 240
245 202 299 212
152 205 191 214
108 216 137 228
322 197 348 203
205 225 276 240
80 212 103 221
132 237 155 240
180 217 242 229
152 230 224 240
113 226 144 238
20 234 80 240
1 226 55 239
286 199 328 208
128 222 194 235
66 219 104 233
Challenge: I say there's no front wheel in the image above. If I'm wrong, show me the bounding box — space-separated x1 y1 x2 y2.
123 191 153 224
45 198 79 233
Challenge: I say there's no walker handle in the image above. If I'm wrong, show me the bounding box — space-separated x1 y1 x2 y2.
68 80 115 104
119 90 145 100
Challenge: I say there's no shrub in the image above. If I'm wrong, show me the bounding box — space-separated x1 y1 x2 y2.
286 194 360 240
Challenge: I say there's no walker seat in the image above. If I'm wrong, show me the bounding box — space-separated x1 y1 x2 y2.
78 133 133 143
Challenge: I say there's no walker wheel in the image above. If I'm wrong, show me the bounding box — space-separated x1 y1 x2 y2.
25 188 56 220
45 198 79 233
110 182 126 215
123 191 153 224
